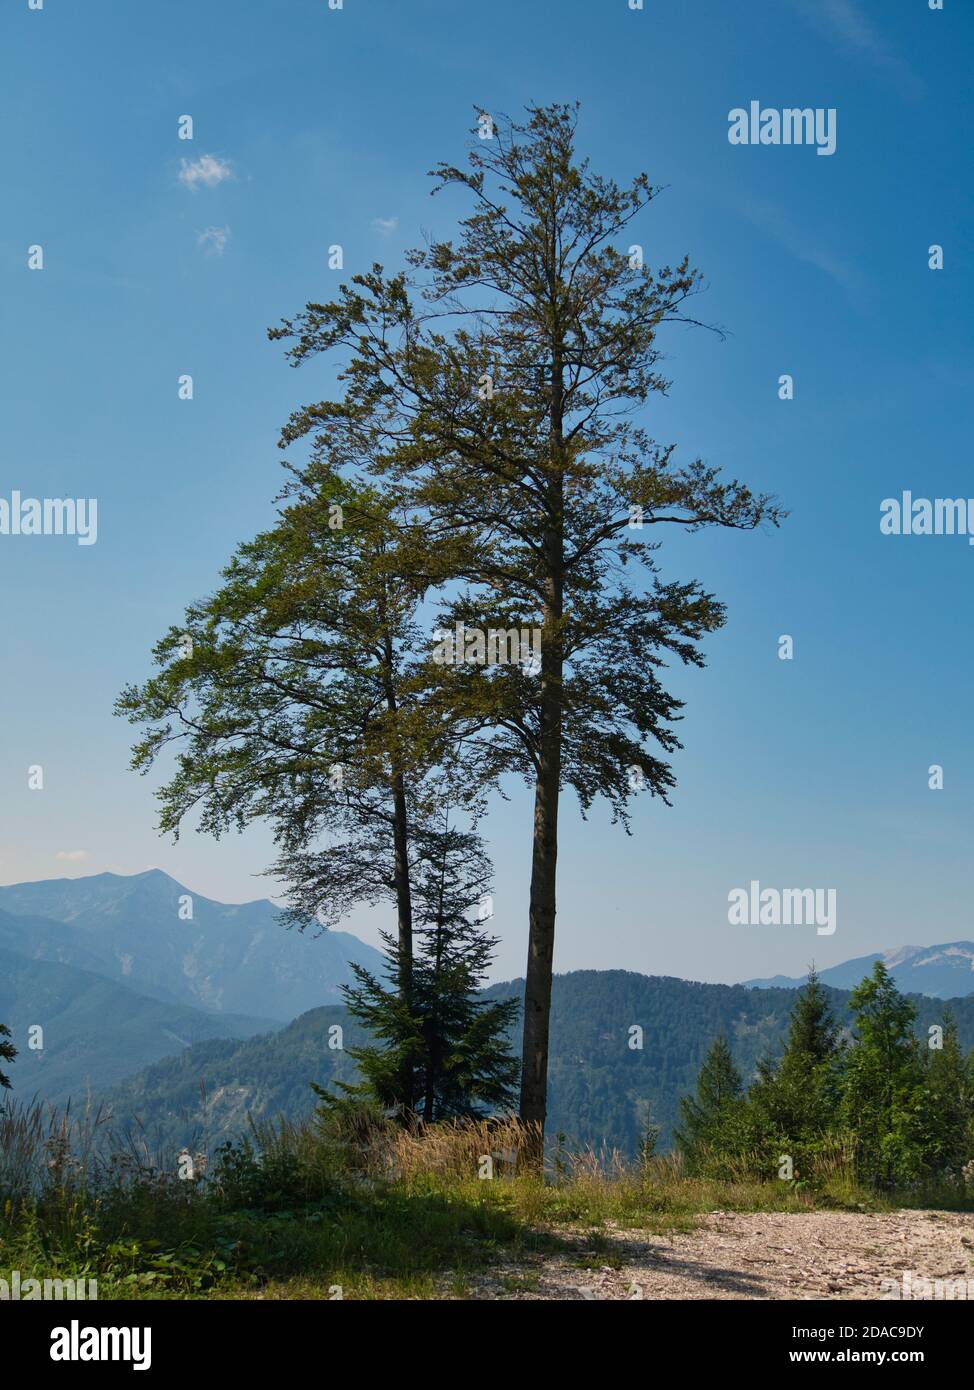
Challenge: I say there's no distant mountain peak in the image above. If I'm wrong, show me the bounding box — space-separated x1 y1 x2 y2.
882 944 921 967
24 866 281 913
744 940 974 1000
0 870 382 1021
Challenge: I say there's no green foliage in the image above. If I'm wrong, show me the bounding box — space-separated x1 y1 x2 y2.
684 964 974 1192
840 963 933 1187
0 1022 15 1092
745 967 843 1148
911 1011 970 1177
115 481 448 886
675 1035 745 1172
317 811 519 1123
98 969 974 1164
0 1102 552 1300
269 104 780 823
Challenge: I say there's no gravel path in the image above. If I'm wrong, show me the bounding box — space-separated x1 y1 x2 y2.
464 1210 974 1300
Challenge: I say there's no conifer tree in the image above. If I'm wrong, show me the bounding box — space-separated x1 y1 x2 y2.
840 962 924 1187
316 801 519 1122
750 968 842 1142
785 968 839 1065
676 1035 744 1169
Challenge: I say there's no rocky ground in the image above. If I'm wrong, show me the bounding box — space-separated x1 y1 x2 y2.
462 1209 974 1300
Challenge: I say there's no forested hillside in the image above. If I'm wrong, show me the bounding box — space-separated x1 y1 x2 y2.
0 946 277 1104
100 970 974 1159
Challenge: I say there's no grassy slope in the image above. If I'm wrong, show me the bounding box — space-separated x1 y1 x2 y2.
3 1108 972 1302
6 1164 970 1302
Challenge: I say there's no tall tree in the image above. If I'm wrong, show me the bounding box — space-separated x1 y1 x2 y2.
116 478 488 1117
749 968 842 1143
269 104 781 1158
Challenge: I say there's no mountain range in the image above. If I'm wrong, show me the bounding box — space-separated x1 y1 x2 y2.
4 869 974 1157
0 944 277 1104
0 869 382 1107
100 971 974 1160
744 942 974 1000
0 870 383 1021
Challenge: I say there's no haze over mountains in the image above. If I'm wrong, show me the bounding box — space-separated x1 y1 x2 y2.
744 942 974 1000
4 869 974 1151
0 869 383 1020
0 945 277 1104
0 869 383 1105
102 972 974 1160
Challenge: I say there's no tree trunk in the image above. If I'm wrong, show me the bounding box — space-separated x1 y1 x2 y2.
390 773 414 1003
383 622 415 1121
519 711 561 1163
519 333 565 1168
390 771 416 1121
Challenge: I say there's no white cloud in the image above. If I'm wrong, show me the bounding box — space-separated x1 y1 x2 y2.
371 216 399 236
178 154 233 191
788 0 921 97
55 850 88 862
197 225 231 257
730 195 859 291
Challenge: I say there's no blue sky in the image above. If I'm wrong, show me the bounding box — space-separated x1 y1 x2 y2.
2 0 971 986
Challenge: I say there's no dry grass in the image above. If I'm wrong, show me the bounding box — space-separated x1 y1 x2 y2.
376 1114 536 1182
5 1098 970 1300
0 1096 118 1198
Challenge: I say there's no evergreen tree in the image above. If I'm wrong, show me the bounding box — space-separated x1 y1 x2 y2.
410 809 520 1121
785 968 839 1065
676 1035 744 1170
749 969 842 1143
0 1023 15 1091
317 803 519 1122
840 962 924 1187
685 970 973 1188
269 103 781 1158
917 1011 970 1177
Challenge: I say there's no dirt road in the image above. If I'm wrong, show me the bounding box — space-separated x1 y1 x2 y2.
464 1209 974 1300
